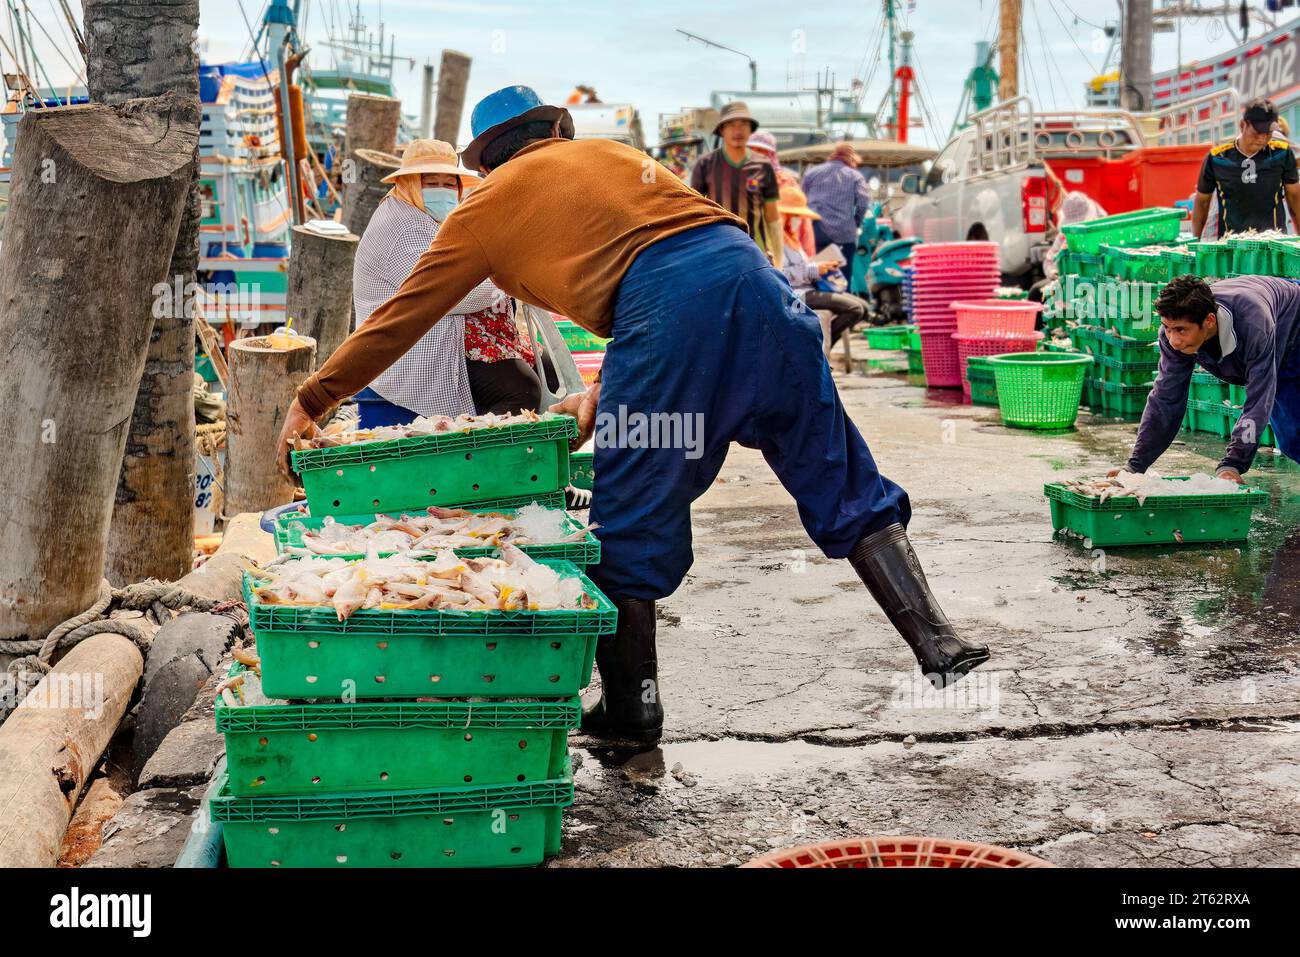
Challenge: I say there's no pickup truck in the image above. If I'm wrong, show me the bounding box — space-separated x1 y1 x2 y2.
892 92 1237 283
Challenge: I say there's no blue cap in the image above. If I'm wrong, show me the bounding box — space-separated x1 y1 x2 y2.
461 85 573 170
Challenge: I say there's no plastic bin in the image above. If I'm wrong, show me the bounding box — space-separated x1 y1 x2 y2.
919 327 963 388
245 560 616 699
1097 379 1154 419
1189 370 1229 404
291 414 576 518
1080 375 1104 410
1188 398 1276 446
1090 351 1159 386
218 684 578 797
568 451 594 491
1072 325 1160 363
951 300 1042 337
1044 478 1268 546
1100 245 1170 283
1159 246 1196 280
987 353 1093 429
965 357 999 407
1061 208 1184 254
1193 240 1233 278
1228 236 1277 276
862 324 915 350
212 763 574 868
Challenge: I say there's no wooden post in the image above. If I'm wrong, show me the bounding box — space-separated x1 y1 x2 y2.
286 224 360 367
434 51 472 146
997 0 1020 102
85 0 203 587
224 336 317 517
345 92 401 156
0 633 143 868
342 147 399 239
0 95 198 643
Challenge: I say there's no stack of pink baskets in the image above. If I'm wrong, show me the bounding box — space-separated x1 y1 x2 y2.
951 300 1044 402
910 242 1001 388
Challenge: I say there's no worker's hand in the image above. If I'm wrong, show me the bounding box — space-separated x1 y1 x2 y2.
275 397 317 483
1105 467 1128 478
549 383 600 450
816 261 839 275
1216 467 1244 485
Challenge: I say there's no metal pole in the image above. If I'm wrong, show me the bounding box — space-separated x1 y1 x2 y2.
419 62 434 138
1120 0 1153 112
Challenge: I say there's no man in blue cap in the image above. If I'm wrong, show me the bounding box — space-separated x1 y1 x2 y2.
279 86 990 745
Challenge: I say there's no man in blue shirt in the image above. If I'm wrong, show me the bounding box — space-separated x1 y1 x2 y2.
1123 275 1300 481
803 143 873 267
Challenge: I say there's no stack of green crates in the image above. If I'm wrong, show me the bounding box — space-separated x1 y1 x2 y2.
1072 325 1159 420
214 414 616 868
1181 370 1276 446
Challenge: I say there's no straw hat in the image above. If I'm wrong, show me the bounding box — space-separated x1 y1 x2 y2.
777 184 820 219
381 139 480 187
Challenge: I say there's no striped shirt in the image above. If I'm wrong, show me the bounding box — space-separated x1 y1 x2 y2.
802 159 872 244
353 196 500 416
690 148 780 253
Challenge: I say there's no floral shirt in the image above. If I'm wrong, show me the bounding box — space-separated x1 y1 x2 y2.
464 296 536 364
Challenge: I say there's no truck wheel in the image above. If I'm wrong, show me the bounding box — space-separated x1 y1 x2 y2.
966 223 989 241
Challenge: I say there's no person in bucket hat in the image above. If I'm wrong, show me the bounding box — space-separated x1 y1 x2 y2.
278 84 990 745
690 100 783 267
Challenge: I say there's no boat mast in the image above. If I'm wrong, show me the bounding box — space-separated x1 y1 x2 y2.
998 0 1020 101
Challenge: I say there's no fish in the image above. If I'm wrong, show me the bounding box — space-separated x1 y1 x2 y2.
296 409 546 451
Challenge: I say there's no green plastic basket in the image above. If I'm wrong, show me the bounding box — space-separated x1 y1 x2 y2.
965 357 999 406
1100 245 1170 283
987 353 1093 429
1159 246 1196 280
1096 378 1153 419
1061 208 1184 254
906 347 924 374
863 324 915 350
291 415 577 518
212 762 574 868
1057 249 1104 278
1073 325 1160 362
553 319 610 352
217 679 578 797
568 451 594 491
1192 240 1233 278
274 509 600 567
1228 236 1277 276
1044 479 1268 546
245 560 616 699
1187 398 1276 446
1271 237 1300 279
1090 351 1158 385
1189 370 1229 404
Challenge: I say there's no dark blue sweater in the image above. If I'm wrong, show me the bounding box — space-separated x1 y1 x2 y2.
1128 275 1300 475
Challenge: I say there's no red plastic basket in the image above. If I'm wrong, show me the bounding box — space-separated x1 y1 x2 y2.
920 329 963 387
571 350 604 386
954 331 1043 399
952 299 1044 337
744 836 1054 868
912 241 999 258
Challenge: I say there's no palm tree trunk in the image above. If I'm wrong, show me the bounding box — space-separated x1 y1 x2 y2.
85 0 202 584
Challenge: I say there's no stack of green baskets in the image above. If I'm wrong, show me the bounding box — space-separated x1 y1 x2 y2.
215 414 615 868
986 353 1093 429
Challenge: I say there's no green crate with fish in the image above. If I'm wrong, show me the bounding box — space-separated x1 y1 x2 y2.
1189 370 1229 404
290 411 576 518
1060 207 1184 254
1191 239 1232 278
1187 399 1276 446
274 501 600 568
211 761 573 868
1072 324 1160 363
243 554 615 700
216 663 578 797
1099 244 1170 283
1044 474 1268 547
1089 351 1158 386
1095 378 1153 419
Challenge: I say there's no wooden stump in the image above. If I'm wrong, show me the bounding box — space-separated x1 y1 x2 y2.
224 336 317 517
342 147 399 240
434 51 472 146
286 224 360 367
0 633 143 868
0 95 198 643
345 93 401 156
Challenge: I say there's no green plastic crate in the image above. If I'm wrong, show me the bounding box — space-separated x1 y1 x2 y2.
1188 399 1276 446
1067 278 1161 337
212 763 574 868
1100 245 1169 283
274 509 600 567
1192 240 1233 278
1061 208 1184 254
1228 383 1247 405
1159 246 1196 280
553 319 610 352
218 681 578 797
1072 325 1160 363
245 560 615 700
987 353 1092 429
966 357 999 406
1091 351 1158 385
906 347 924 374
1228 236 1277 276
1057 249 1104 278
1044 479 1268 546
1097 378 1153 419
1272 237 1300 280
1189 370 1229 405
568 451 594 491
863 324 914 350
1081 375 1103 410
291 415 576 518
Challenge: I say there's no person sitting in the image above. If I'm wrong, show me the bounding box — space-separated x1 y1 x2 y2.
778 185 864 354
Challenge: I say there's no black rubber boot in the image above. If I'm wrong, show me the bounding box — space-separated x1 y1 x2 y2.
849 523 990 689
581 598 663 744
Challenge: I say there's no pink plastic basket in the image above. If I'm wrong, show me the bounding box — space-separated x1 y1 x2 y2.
919 329 963 387
952 300 1044 337
954 331 1043 399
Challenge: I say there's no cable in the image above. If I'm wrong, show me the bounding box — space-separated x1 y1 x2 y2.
1030 0 1060 110
1056 0 1105 32
1045 0 1101 75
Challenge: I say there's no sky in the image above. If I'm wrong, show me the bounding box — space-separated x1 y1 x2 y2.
2 1 1288 149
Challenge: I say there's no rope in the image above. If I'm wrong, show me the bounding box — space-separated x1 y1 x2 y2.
1 578 248 721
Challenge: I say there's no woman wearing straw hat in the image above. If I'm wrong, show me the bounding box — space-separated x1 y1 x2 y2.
352 138 541 426
778 184 864 354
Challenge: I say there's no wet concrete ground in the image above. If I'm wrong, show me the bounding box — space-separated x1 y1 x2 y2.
555 360 1300 867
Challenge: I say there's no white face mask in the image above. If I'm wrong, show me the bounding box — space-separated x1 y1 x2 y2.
422 186 459 221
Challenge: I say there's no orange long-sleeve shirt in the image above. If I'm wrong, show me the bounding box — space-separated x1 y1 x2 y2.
297 137 745 419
